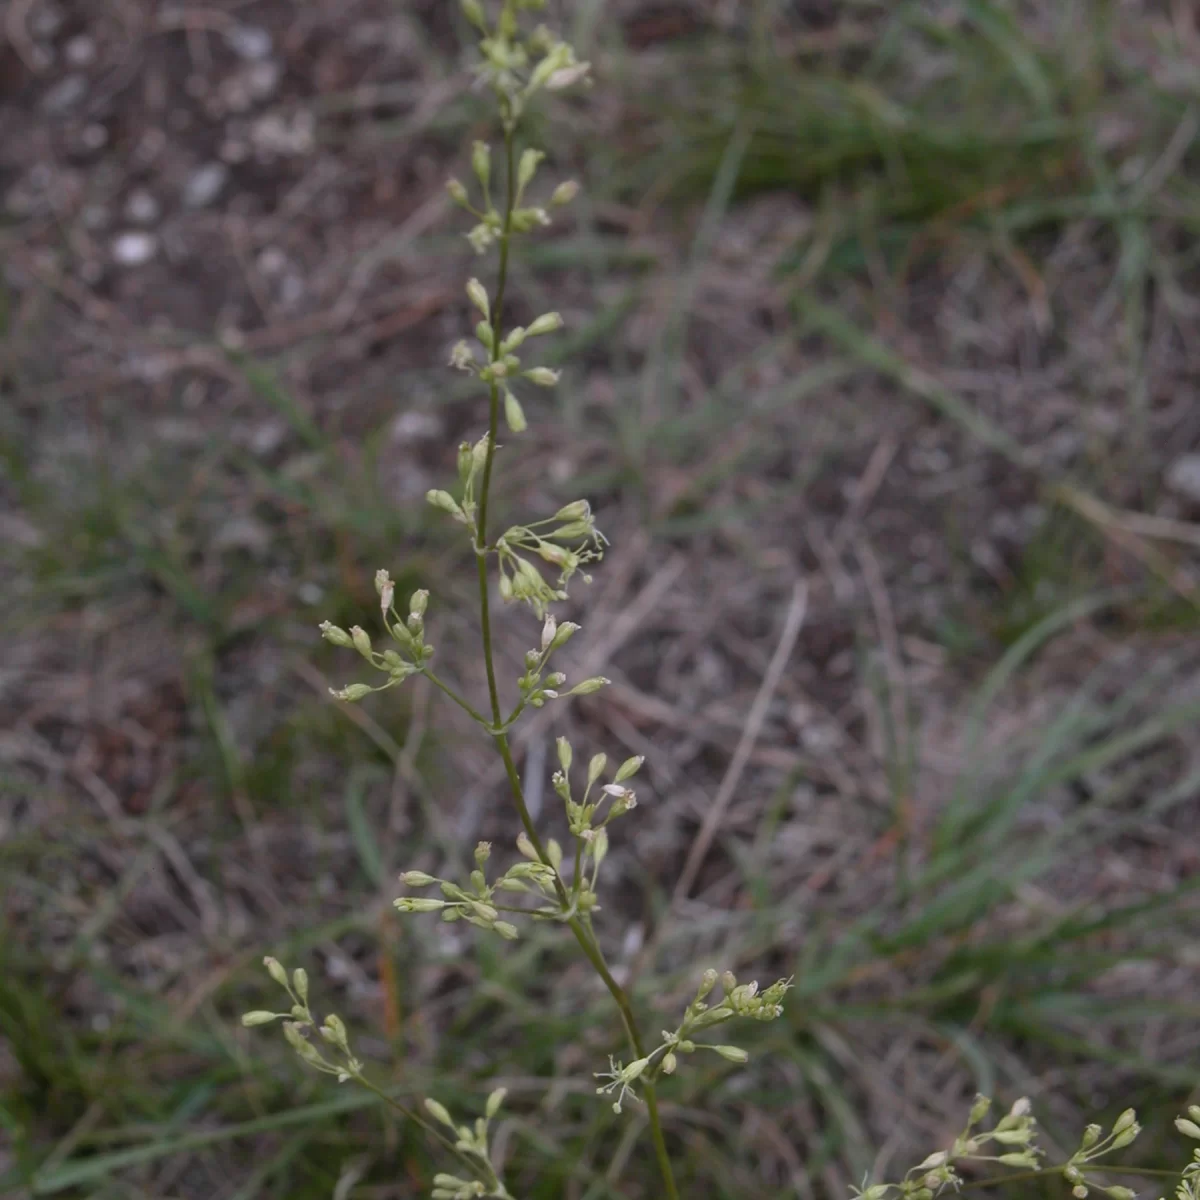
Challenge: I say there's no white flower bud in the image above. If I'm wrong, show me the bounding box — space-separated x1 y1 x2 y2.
409 589 429 617
486 1088 507 1119
466 277 489 316
547 62 591 90
568 676 609 696
614 755 644 782
446 177 469 205
550 180 579 207
242 1010 280 1026
263 957 289 987
546 838 563 870
504 390 527 433
494 921 519 940
426 489 460 514
710 1044 748 1063
425 1098 455 1128
1112 1108 1137 1135
541 614 557 650
524 366 559 386
400 870 437 886
517 148 545 194
516 831 538 860
350 626 372 657
526 311 564 336
292 968 308 1004
395 897 447 912
319 621 353 647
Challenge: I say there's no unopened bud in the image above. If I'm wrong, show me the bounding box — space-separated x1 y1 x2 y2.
460 0 486 31
319 621 353 647
1112 1109 1137 1135
568 676 609 695
504 390 527 433
486 1087 507 1118
614 755 644 782
587 753 606 786
711 1044 748 1063
263 956 288 986
516 831 538 860
471 141 490 190
409 589 429 618
524 366 560 387
426 489 460 514
466 278 489 316
446 177 469 205
527 311 564 336
546 62 591 90
550 180 580 206
350 626 372 657
400 870 437 887
242 1010 279 1026
425 1098 455 1127
517 148 544 193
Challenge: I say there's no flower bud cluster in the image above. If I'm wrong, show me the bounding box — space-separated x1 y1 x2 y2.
553 739 642 840
464 0 591 130
851 1096 1152 1200
495 501 607 617
241 957 364 1085
319 570 433 703
595 969 792 1113
425 1088 514 1199
396 839 563 939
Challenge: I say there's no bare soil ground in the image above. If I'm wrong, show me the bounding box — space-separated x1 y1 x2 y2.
3 2 1200 1198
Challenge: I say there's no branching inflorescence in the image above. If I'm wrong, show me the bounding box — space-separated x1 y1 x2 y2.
241 3 1199 1197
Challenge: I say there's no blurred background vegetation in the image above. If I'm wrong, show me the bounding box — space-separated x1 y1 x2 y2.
2 1 1199 1197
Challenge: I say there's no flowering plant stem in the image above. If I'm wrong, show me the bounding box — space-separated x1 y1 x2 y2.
474 126 680 1200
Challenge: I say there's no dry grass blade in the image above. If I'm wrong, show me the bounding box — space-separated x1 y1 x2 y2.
673 581 808 901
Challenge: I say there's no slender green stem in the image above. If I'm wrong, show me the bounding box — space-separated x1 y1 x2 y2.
423 668 493 727
353 1074 514 1198
959 1164 1180 1192
464 126 681 1200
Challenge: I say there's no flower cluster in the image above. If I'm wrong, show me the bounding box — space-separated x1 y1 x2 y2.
447 279 564 433
851 1097 1151 1200
495 501 608 616
319 570 432 702
424 1090 514 1200
594 969 793 1113
241 957 364 1085
396 839 561 938
553 739 641 840
1171 1110 1200 1200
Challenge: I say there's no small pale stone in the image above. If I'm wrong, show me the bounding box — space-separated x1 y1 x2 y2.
226 24 273 60
183 162 228 208
42 75 87 114
124 188 160 224
1165 454 1200 504
111 231 159 266
65 35 97 66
